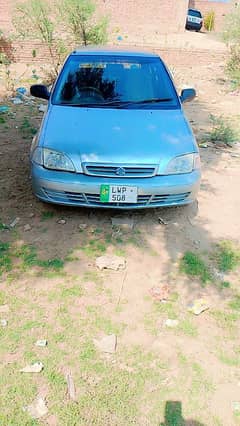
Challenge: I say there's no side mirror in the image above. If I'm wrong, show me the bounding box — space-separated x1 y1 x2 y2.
30 84 50 100
180 88 196 103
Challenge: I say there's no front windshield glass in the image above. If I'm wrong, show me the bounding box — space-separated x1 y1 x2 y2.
52 54 179 109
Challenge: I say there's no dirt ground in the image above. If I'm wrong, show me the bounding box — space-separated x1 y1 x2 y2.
1 48 240 425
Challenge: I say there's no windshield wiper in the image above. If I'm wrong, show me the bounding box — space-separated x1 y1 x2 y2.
60 98 173 108
133 98 173 104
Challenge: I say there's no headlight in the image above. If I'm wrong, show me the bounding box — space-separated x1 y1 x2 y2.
32 147 75 172
164 153 200 175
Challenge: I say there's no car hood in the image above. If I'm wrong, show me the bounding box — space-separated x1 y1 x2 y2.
41 105 197 169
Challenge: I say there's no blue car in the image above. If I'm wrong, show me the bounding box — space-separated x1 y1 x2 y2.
30 48 201 209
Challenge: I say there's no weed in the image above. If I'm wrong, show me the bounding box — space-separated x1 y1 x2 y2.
215 240 240 272
210 310 239 332
218 350 240 367
178 318 198 337
38 258 64 270
0 222 8 230
20 117 37 137
0 241 12 276
220 281 231 289
83 270 102 284
229 295 240 311
206 115 238 147
60 285 83 298
204 10 215 31
81 239 106 257
180 251 212 284
41 211 54 221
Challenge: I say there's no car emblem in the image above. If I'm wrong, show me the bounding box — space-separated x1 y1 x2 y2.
115 167 126 176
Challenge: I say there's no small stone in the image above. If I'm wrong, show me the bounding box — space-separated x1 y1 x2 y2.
164 319 179 328
96 255 126 271
24 224 32 232
211 268 225 282
0 305 10 313
23 397 48 419
111 216 134 230
93 334 117 354
9 217 20 228
58 219 66 225
188 298 209 315
149 285 170 302
20 362 44 373
35 339 47 347
29 212 35 218
78 223 87 231
0 319 8 327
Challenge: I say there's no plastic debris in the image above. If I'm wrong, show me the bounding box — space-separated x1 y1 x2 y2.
96 255 126 271
23 397 48 419
20 362 44 373
0 319 8 327
165 319 179 328
158 217 168 225
11 97 23 105
58 219 66 225
149 285 170 302
78 223 87 231
111 216 134 230
0 305 10 313
9 217 20 228
117 35 123 41
35 339 47 347
16 87 27 95
0 106 9 113
187 298 209 315
199 143 208 148
66 372 77 401
38 104 47 113
93 334 117 354
232 402 240 412
24 224 32 232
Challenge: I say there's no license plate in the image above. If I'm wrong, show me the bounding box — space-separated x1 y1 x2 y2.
188 16 200 23
100 185 138 203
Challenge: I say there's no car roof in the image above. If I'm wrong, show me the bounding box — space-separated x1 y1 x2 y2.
188 8 201 13
71 46 159 58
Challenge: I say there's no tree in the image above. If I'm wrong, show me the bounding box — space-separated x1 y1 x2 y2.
222 5 240 86
58 0 108 46
13 0 108 76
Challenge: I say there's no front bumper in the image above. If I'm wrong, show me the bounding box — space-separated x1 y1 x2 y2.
31 163 201 209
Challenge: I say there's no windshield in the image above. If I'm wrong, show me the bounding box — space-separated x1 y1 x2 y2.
188 9 202 18
52 54 179 109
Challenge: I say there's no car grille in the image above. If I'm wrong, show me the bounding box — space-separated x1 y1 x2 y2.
42 188 190 207
83 164 157 178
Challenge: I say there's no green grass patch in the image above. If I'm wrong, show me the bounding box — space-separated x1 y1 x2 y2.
218 350 240 367
229 295 240 311
206 115 239 147
60 285 83 299
0 241 12 276
81 239 107 257
215 241 240 272
180 251 212 284
210 310 239 333
178 318 198 337
41 211 54 221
